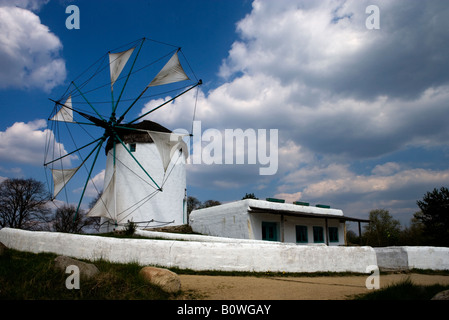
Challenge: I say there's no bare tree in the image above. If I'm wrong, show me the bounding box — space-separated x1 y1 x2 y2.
53 204 95 233
0 178 51 230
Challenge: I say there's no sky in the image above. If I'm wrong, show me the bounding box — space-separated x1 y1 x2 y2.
0 0 449 227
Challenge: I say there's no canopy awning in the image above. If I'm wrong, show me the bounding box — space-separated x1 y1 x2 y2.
248 206 370 223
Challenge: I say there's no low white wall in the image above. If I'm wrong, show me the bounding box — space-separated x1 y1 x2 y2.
0 228 376 273
374 246 449 271
405 246 449 270
135 229 277 244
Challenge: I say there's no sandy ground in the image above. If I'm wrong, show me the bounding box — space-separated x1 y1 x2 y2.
179 273 449 300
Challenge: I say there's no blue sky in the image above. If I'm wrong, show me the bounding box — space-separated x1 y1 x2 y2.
1 0 449 227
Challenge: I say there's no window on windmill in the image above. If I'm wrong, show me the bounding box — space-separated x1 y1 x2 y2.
129 143 136 152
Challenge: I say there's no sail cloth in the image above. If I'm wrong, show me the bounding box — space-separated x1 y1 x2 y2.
109 47 135 89
147 51 189 87
87 171 116 220
50 96 74 123
147 131 188 172
51 166 80 198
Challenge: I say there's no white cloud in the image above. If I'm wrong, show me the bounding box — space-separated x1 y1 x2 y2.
0 0 49 11
0 5 66 92
278 162 449 204
140 0 449 220
0 120 74 166
74 169 105 199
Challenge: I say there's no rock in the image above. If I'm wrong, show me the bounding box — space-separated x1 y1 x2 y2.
0 242 7 256
53 256 100 280
139 266 181 293
431 289 449 300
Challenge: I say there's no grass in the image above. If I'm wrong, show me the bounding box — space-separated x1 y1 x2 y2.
354 277 449 300
0 249 180 300
2 248 449 300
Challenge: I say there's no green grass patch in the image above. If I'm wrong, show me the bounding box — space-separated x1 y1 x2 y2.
0 249 179 300
354 277 449 300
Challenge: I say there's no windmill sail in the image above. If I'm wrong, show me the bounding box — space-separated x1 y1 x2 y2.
147 51 189 87
87 171 116 220
50 96 74 122
147 131 188 172
51 166 80 198
109 47 135 89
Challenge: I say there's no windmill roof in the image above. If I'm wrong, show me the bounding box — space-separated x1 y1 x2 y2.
105 120 171 154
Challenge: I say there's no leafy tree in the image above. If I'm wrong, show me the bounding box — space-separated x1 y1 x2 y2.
0 178 51 230
415 187 449 246
242 193 258 200
398 215 426 246
53 204 95 233
363 209 401 247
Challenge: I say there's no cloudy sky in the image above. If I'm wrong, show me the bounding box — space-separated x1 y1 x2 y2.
0 0 448 226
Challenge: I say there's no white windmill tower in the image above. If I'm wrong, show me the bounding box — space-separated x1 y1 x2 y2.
44 38 201 232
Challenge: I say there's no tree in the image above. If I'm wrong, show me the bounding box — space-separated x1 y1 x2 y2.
53 204 95 234
415 187 449 246
363 209 401 247
242 193 258 200
187 196 201 215
200 200 221 208
399 215 426 246
0 178 51 230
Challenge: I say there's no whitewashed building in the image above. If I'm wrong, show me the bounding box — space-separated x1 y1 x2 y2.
189 198 369 245
88 120 188 232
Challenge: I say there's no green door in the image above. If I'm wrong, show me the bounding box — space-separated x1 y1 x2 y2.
262 222 278 241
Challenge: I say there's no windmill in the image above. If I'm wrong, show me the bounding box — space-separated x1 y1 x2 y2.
44 38 202 232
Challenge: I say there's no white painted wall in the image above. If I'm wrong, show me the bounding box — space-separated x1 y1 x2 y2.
190 199 346 245
374 246 449 271
0 228 376 273
100 141 186 232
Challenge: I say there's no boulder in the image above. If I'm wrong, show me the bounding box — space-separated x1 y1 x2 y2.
0 242 7 256
431 289 449 300
53 256 100 280
139 266 181 293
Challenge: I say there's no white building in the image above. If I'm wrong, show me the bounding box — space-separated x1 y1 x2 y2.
88 120 188 232
189 198 369 245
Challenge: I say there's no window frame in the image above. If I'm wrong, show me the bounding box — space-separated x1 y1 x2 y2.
313 226 324 243
295 225 308 243
328 226 339 243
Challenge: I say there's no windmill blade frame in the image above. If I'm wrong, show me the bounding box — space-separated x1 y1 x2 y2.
44 37 202 228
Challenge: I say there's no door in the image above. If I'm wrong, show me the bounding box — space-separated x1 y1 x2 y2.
262 222 278 241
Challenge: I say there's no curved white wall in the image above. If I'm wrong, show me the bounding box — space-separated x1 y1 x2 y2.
100 141 186 232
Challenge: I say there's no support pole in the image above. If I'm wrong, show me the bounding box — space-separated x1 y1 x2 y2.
280 214 285 243
325 217 329 246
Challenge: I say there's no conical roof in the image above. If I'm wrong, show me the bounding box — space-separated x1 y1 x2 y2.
105 120 171 154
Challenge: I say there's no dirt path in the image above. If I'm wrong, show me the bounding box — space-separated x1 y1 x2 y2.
179 273 449 300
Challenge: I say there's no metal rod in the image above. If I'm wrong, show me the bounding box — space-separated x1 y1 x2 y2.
72 81 107 122
44 137 103 166
113 132 161 190
75 138 105 220
127 80 202 124
113 39 145 114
